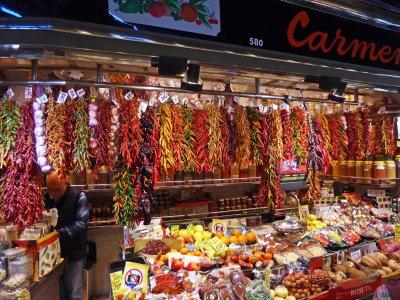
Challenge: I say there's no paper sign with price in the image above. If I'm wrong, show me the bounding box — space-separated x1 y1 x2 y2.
110 271 123 297
208 237 228 253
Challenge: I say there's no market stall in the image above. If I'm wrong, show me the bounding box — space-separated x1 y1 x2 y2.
0 0 399 299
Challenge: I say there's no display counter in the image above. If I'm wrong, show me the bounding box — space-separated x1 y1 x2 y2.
29 261 64 300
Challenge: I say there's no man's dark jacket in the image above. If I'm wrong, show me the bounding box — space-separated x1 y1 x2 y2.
45 185 89 262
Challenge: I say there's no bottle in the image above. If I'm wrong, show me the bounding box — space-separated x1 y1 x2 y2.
230 164 239 183
355 161 364 183
346 160 355 181
373 158 386 183
386 159 396 183
363 160 373 184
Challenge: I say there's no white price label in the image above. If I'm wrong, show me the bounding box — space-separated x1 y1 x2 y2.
350 249 362 263
227 106 234 113
172 94 179 104
280 103 289 111
258 104 264 113
234 96 240 104
181 97 188 105
149 97 155 107
378 107 385 114
271 104 278 111
6 88 14 98
24 87 33 99
139 101 148 113
326 106 333 114
298 103 305 110
68 88 77 100
195 100 202 107
77 88 85 97
36 94 48 104
158 92 169 103
57 92 68 104
124 91 134 101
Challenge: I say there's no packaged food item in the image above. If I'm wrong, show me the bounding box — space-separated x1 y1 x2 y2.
19 228 42 240
3 248 26 259
2 274 26 289
307 244 327 257
0 288 30 300
283 251 300 263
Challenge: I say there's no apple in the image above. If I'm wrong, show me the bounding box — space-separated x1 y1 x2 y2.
194 232 203 242
194 225 204 233
171 259 184 272
185 236 195 244
186 262 200 271
187 229 195 236
202 231 212 240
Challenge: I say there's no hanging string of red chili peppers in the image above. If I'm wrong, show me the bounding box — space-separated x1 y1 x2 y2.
72 97 91 173
326 113 348 161
246 107 263 165
375 114 396 157
46 94 69 177
182 105 197 172
207 104 223 171
257 109 284 210
193 109 211 174
64 100 75 171
0 94 20 169
315 114 332 163
233 105 251 169
172 105 185 173
361 111 373 157
280 108 294 161
95 98 113 172
291 107 310 162
159 103 174 177
344 111 366 160
219 107 231 172
1 101 44 227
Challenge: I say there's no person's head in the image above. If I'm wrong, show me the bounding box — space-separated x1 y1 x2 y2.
46 170 68 202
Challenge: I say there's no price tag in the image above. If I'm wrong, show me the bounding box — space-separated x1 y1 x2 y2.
186 244 196 251
234 96 240 104
110 271 123 296
36 94 48 104
170 225 179 234
271 104 278 111
186 223 194 232
139 100 148 113
395 224 400 243
378 107 386 114
172 94 179 104
149 97 155 107
264 268 270 289
326 106 333 114
227 106 234 113
25 87 33 99
298 103 305 110
195 100 202 107
68 88 77 100
45 87 52 94
181 97 188 105
280 103 289 111
124 91 134 101
208 237 228 253
57 92 68 104
6 88 14 98
350 249 362 263
77 88 85 97
258 104 264 113
158 92 169 103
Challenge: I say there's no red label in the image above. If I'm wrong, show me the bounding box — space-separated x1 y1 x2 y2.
310 256 324 273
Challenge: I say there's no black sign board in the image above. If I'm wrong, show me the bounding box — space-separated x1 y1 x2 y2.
1 0 399 71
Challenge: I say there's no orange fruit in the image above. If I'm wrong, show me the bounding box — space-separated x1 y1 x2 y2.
246 232 257 243
229 236 239 244
194 250 202 256
221 236 230 245
263 252 273 260
232 230 242 237
157 260 164 266
180 247 189 255
216 232 224 239
238 235 248 243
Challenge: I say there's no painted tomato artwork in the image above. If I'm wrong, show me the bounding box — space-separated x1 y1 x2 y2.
109 0 221 36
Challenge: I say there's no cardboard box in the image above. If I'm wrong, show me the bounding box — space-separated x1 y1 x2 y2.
335 273 382 300
14 231 61 281
309 288 335 300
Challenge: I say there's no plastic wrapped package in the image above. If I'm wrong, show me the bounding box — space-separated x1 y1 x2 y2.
8 255 33 278
245 280 271 300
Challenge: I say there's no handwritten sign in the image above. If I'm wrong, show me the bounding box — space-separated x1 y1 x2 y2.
110 271 123 297
350 249 362 263
124 91 134 101
68 88 77 100
36 94 48 104
77 88 85 97
186 243 196 251
25 87 33 99
208 237 228 253
57 92 68 104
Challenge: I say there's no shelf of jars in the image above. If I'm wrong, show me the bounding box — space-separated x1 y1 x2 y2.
71 177 307 192
321 174 398 188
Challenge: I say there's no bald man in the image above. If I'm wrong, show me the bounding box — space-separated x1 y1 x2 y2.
45 171 89 300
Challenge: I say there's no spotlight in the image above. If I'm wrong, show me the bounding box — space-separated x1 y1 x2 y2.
328 92 346 103
181 63 203 92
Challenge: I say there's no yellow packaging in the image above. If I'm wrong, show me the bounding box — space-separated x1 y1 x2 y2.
211 219 228 234
122 262 149 294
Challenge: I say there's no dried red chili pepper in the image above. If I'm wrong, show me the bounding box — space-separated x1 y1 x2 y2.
280 109 294 160
344 111 366 160
291 107 310 163
326 113 348 161
95 98 113 172
219 107 231 172
1 102 44 227
193 109 211 173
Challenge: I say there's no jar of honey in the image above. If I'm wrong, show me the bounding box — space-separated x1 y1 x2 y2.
355 161 364 183
339 161 347 179
363 161 373 184
346 160 356 181
373 160 386 183
248 164 257 181
230 164 239 183
386 160 396 182
332 160 340 179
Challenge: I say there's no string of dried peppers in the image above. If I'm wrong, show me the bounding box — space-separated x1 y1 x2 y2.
280 108 294 161
1 102 44 226
344 111 366 160
219 107 231 172
182 105 197 172
375 114 396 157
95 98 113 172
291 107 310 162
315 114 333 162
0 94 20 169
72 97 91 173
193 109 211 173
326 113 348 161
46 94 68 177
233 106 251 169
159 103 174 177
246 107 262 164
257 109 284 209
207 104 223 171
64 101 75 171
171 105 185 173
